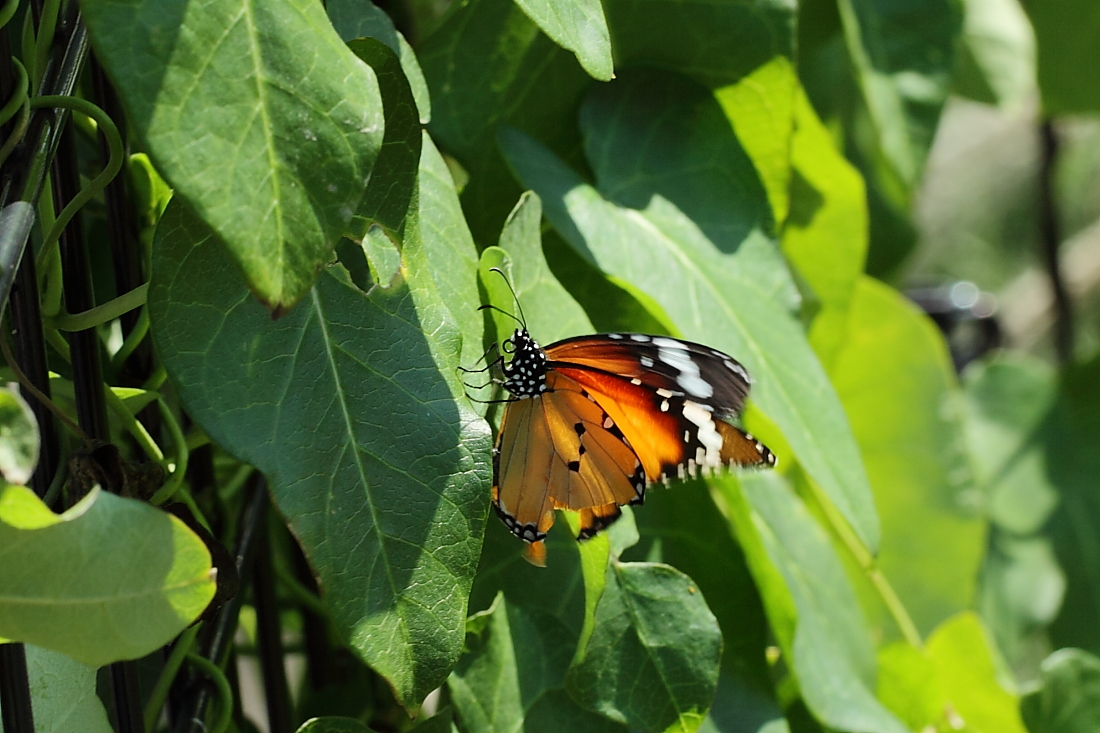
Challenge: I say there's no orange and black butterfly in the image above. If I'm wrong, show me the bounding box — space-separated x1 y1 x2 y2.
471 273 776 565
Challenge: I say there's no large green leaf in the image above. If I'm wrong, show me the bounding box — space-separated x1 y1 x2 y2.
717 473 907 733
779 87 867 369
831 277 984 639
449 594 624 733
81 0 385 311
0 646 113 733
952 0 1036 109
0 486 215 666
567 562 722 733
514 0 613 80
501 72 880 553
836 0 960 190
148 196 491 707
877 613 1027 732
1026 0 1100 114
0 386 39 486
1022 649 1100 732
326 0 432 123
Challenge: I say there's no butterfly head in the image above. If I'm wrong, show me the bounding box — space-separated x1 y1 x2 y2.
502 328 548 398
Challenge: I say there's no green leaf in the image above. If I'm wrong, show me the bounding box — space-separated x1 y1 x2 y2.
1022 649 1100 732
0 485 215 666
8 646 113 733
148 198 491 708
514 0 613 81
1046 356 1100 655
831 277 984 639
924 612 1026 733
420 0 592 241
716 473 908 733
780 88 867 370
481 191 594 346
715 57 798 229
626 481 772 692
952 0 1036 109
836 0 961 189
417 134 487 370
420 0 796 242
326 0 432 123
0 386 39 486
604 0 795 89
345 37 423 241
566 562 722 733
963 353 1059 535
1026 0 1100 114
81 0 385 311
501 72 880 553
295 717 372 733
448 594 624 733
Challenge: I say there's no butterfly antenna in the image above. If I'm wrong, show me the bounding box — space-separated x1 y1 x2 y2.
478 304 524 328
489 267 528 329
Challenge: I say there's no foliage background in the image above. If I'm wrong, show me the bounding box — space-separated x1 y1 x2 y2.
2 0 1100 731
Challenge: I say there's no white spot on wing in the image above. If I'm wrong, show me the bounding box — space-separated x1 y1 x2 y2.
683 401 722 466
640 356 654 368
630 334 650 342
657 343 713 399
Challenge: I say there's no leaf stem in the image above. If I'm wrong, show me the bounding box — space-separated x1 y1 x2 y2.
143 624 200 733
186 652 233 733
150 399 189 505
805 476 923 648
48 282 147 332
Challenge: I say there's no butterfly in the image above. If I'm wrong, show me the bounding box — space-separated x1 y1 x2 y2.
469 272 776 565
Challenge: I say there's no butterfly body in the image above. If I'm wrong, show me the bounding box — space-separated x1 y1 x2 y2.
489 328 775 564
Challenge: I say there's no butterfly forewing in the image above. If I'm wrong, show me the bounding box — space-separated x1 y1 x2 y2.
544 333 752 417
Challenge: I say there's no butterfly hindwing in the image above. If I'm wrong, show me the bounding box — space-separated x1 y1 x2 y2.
544 333 751 418
492 371 647 548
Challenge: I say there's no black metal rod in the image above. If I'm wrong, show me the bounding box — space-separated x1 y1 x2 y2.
0 643 36 733
1039 120 1073 363
8 214 61 501
254 517 293 733
173 475 268 733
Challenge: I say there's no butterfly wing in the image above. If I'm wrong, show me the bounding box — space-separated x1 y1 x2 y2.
544 333 752 418
493 370 648 562
553 364 775 483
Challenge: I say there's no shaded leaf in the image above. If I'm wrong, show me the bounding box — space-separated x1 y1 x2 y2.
1022 648 1100 733
831 277 983 639
836 0 960 189
82 0 385 311
17 646 112 733
0 486 215 666
952 0 1036 109
514 0 613 80
148 198 491 708
0 386 39 485
963 354 1059 535
567 562 722 733
327 0 432 122
449 594 623 733
501 71 880 553
717 472 907 733
345 37 423 241
1026 0 1100 114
